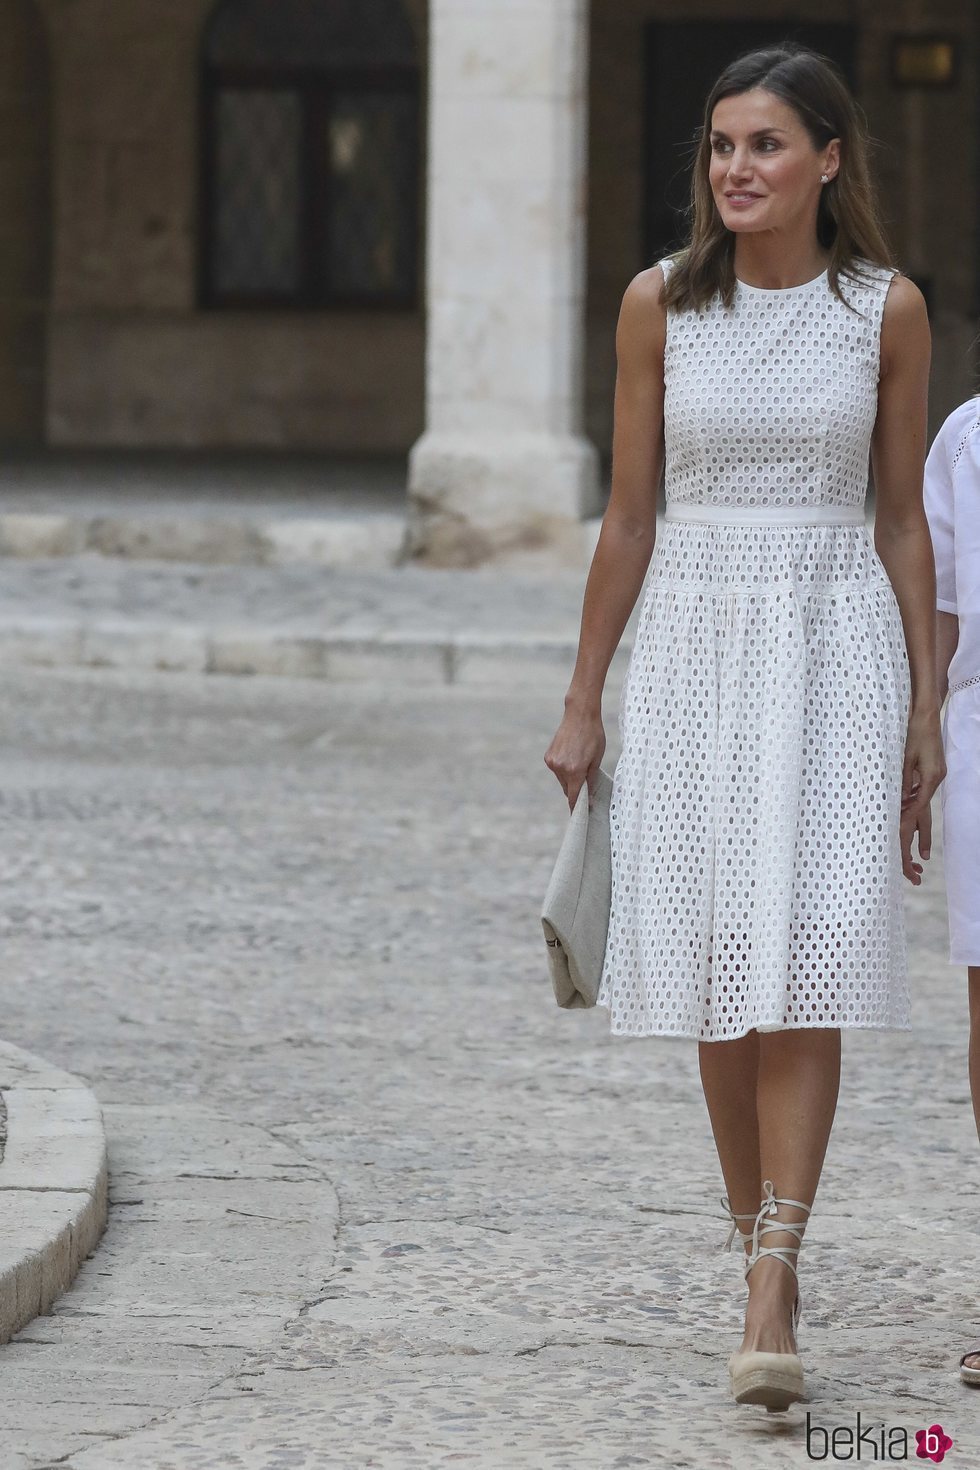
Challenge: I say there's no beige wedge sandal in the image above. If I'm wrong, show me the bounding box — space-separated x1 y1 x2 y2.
726 1180 811 1413
959 1350 980 1385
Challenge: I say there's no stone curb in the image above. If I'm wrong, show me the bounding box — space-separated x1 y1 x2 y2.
0 1041 108 1345
0 615 632 686
0 510 606 572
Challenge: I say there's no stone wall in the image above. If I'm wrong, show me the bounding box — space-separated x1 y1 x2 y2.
586 0 980 458
47 312 425 449
39 0 428 450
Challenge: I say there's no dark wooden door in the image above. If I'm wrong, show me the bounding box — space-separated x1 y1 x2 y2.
644 22 856 265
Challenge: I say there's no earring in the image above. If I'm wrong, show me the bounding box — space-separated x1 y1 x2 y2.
821 173 830 184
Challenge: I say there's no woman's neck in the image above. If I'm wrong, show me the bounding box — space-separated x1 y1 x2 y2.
732 238 830 290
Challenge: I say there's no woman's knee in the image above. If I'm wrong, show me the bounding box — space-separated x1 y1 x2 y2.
759 1026 841 1059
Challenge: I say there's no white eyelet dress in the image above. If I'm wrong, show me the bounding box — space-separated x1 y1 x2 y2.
596 257 912 1041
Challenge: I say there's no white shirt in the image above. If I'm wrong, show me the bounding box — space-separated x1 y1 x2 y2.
923 396 980 691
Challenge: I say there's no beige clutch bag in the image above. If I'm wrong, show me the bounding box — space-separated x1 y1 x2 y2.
541 768 613 1008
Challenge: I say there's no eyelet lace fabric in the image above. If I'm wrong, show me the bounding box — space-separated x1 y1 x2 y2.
597 258 912 1040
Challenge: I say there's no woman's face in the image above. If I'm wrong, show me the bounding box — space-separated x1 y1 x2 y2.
707 87 839 238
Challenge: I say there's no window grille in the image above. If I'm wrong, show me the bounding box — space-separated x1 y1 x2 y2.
202 0 421 308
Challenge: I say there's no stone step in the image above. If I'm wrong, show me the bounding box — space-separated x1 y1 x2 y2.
0 614 629 686
0 506 410 570
0 507 603 572
0 557 621 686
0 1043 109 1344
0 453 410 569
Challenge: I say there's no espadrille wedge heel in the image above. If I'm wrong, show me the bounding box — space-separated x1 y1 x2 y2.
727 1180 810 1413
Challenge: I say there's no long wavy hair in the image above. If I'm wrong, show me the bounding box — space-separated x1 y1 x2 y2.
662 43 895 313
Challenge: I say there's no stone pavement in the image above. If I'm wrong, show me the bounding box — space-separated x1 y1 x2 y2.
0 666 974 1469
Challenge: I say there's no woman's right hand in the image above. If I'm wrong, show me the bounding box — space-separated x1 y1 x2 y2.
544 702 606 813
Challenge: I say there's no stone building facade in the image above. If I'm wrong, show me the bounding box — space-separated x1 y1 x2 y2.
3 0 978 563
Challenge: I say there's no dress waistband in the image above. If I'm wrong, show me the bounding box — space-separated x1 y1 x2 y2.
664 503 866 526
949 671 980 696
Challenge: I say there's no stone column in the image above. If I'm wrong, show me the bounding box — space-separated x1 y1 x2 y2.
408 0 599 567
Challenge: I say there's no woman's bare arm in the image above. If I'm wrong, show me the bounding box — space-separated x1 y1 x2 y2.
870 274 946 880
565 269 667 708
544 267 667 809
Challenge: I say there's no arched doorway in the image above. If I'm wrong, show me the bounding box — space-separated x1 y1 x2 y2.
0 0 50 444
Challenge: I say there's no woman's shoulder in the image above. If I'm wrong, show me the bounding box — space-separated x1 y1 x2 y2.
843 255 900 283
841 258 918 318
616 266 669 364
619 262 671 328
835 255 892 292
869 266 928 356
625 261 670 300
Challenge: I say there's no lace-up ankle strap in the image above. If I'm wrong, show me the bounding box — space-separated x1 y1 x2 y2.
745 1179 812 1283
720 1195 758 1252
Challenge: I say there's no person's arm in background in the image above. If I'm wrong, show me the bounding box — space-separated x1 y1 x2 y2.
922 407 962 710
544 266 667 811
871 275 945 885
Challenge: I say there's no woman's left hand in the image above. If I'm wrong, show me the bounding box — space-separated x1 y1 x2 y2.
900 708 946 885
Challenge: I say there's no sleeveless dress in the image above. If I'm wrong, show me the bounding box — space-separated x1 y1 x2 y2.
596 256 911 1041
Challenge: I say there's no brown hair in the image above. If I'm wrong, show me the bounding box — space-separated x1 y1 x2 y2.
662 43 895 313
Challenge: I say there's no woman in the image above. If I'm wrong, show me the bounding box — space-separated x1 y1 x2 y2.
545 44 943 1412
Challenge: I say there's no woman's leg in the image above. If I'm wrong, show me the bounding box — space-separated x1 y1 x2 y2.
745 1028 840 1353
699 1027 841 1356
698 1029 762 1233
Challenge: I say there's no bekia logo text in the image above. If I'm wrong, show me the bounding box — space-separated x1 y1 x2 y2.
806 1412 953 1462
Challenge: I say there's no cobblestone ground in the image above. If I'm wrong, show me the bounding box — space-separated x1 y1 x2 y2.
0 667 974 1470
